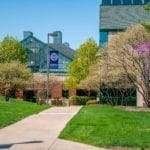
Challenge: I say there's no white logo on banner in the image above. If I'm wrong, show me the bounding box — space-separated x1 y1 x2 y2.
50 53 58 61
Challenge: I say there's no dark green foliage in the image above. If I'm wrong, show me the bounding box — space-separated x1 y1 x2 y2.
99 88 136 106
0 36 28 63
142 23 150 31
143 3 150 31
60 105 150 148
70 96 89 105
144 3 150 11
100 97 136 106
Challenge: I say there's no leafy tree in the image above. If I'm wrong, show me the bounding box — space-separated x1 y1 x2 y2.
32 73 60 101
65 38 98 89
144 2 150 11
78 51 104 91
106 25 150 107
143 3 150 30
0 36 27 63
81 25 150 106
0 61 32 101
79 51 134 105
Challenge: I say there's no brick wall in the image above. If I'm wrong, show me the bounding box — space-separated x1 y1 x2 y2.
0 81 76 100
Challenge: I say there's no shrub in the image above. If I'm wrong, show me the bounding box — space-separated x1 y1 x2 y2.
99 96 136 106
51 97 62 106
88 96 96 100
69 96 89 105
86 100 97 105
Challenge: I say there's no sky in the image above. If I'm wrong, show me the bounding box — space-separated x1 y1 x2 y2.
0 0 100 49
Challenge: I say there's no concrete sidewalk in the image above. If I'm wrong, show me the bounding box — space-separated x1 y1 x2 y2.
0 106 106 150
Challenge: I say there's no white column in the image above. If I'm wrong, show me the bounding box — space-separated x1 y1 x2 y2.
136 87 145 107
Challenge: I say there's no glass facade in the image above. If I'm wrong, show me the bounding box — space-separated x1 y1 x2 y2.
101 0 149 5
39 53 71 73
133 0 142 4
112 0 121 5
145 0 150 3
102 0 111 5
99 31 108 47
123 0 132 5
21 36 72 73
100 0 150 46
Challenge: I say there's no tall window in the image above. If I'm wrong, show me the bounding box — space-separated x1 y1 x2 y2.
144 0 150 4
133 0 142 4
100 31 108 47
102 0 111 5
123 0 132 4
112 0 122 5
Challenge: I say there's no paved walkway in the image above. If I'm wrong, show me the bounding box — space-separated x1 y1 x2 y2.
0 106 106 150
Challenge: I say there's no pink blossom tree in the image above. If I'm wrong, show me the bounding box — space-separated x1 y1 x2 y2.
106 25 150 107
135 41 150 106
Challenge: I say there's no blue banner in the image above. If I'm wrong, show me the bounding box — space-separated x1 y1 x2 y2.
49 50 59 69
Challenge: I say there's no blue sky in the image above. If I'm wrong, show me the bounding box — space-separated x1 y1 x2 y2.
0 0 99 49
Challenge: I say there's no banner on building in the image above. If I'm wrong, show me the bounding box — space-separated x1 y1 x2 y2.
49 50 59 69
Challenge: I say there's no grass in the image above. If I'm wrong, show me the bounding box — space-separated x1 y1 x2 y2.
0 96 50 128
59 105 150 149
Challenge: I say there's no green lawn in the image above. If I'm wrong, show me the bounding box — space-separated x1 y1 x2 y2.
0 96 49 128
59 105 150 149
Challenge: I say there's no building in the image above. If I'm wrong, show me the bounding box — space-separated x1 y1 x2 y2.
99 0 150 47
20 31 75 100
21 31 75 74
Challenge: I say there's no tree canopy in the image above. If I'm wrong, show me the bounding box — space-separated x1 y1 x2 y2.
143 3 150 30
0 36 27 63
65 38 98 89
79 25 150 106
0 61 32 101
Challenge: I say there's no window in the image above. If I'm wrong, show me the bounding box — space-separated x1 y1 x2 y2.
133 0 142 4
99 31 108 47
62 90 69 98
144 0 150 4
112 0 121 5
102 0 111 5
123 0 132 4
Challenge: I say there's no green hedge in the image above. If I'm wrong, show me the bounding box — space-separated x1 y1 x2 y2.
100 96 136 106
86 100 97 105
69 96 90 105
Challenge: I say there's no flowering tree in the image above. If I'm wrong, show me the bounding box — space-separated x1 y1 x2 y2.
135 41 150 106
0 61 32 101
33 73 60 100
79 51 134 105
106 25 150 107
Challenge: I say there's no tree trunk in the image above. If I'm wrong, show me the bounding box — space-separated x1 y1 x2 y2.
5 89 10 101
9 85 17 98
144 89 150 107
121 89 125 106
87 90 91 97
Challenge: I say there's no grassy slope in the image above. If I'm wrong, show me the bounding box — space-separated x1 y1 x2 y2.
0 96 49 128
60 105 150 149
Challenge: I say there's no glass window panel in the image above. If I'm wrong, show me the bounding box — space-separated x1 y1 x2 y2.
144 0 150 4
100 31 108 47
133 0 142 4
102 0 111 5
112 0 121 5
123 0 132 4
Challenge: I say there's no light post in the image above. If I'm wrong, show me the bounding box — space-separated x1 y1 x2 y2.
46 33 51 103
46 32 58 103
